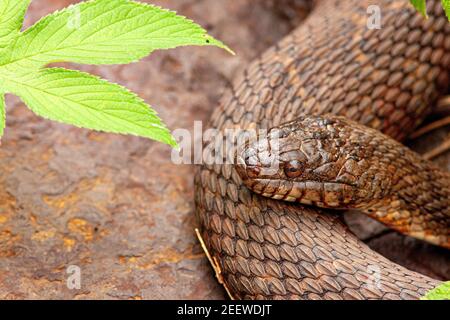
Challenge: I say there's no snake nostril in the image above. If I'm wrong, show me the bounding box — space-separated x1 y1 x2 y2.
243 149 256 162
246 155 259 166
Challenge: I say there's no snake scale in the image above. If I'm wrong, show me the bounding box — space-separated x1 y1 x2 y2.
194 0 450 300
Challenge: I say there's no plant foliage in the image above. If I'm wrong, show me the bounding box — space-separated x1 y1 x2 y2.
0 0 232 147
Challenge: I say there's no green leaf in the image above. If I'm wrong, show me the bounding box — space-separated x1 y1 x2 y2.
0 0 232 147
0 0 31 50
442 0 450 20
0 94 5 137
0 68 177 147
0 0 232 70
410 0 428 17
421 281 450 300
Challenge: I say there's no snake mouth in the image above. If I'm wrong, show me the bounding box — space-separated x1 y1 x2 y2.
242 176 360 208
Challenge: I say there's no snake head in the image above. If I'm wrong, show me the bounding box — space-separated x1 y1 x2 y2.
236 115 393 209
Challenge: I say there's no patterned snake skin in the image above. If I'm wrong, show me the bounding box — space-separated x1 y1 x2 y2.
236 115 449 248
194 0 450 300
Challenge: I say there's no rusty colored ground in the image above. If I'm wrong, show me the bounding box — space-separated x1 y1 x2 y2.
0 0 448 299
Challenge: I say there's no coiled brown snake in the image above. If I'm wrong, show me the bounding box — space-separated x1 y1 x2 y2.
195 0 450 299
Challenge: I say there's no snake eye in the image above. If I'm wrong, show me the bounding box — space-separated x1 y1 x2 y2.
284 160 302 178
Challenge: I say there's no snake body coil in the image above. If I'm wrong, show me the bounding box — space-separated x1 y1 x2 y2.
194 0 450 299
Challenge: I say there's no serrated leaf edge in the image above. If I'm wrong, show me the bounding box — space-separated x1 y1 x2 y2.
0 67 178 147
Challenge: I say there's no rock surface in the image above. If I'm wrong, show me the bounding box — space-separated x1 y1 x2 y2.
0 0 448 299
